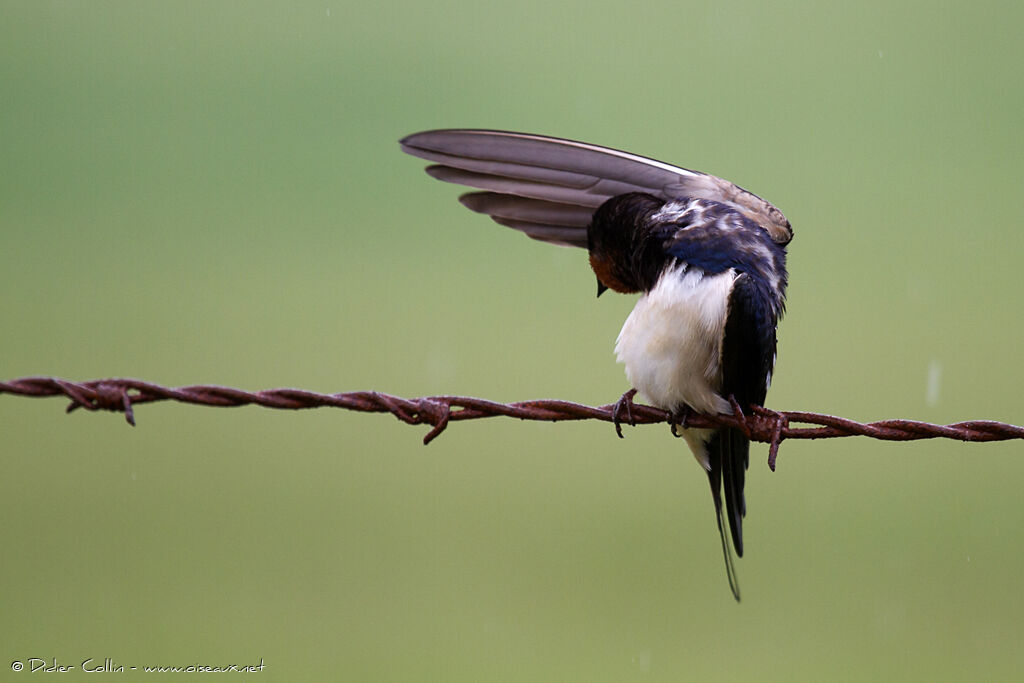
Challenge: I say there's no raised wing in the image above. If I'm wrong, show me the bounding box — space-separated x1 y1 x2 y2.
400 129 793 248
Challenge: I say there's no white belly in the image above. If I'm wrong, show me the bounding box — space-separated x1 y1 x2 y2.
614 264 736 417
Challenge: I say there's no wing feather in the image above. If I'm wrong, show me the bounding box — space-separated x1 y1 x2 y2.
489 218 589 248
459 192 594 228
401 129 792 246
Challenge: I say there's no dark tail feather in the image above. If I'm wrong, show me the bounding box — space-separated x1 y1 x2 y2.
718 427 748 558
706 455 741 602
707 427 749 602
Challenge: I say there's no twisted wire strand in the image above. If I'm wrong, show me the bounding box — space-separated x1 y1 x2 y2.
2 376 1021 470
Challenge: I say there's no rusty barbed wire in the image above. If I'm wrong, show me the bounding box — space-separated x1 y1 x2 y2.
2 376 1022 470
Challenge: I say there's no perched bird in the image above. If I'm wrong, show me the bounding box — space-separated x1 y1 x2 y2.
400 129 791 601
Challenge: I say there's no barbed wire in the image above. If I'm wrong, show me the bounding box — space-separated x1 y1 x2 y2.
2 376 1021 470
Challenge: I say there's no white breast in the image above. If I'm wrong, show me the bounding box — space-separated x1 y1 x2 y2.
614 263 736 417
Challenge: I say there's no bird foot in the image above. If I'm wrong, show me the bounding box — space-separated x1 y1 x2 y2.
669 405 694 437
727 396 752 438
612 388 638 439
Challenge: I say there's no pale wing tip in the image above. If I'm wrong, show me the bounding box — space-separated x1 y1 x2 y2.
400 128 460 148
400 129 517 155
399 129 453 153
399 130 454 159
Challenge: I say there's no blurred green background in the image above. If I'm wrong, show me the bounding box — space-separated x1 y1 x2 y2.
3 0 1023 680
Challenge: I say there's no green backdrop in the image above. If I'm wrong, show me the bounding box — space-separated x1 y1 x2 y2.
3 1 1023 680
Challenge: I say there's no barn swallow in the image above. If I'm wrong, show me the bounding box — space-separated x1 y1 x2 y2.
400 129 791 601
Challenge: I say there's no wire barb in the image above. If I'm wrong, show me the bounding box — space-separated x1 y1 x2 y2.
2 376 1023 465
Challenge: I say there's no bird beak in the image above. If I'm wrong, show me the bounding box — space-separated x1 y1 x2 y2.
596 278 608 297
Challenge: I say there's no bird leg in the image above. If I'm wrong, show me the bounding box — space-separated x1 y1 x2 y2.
612 388 638 439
